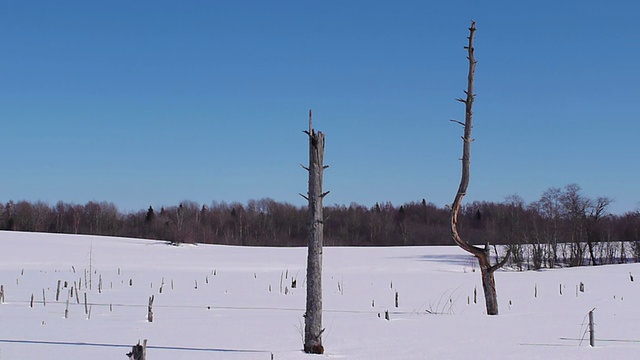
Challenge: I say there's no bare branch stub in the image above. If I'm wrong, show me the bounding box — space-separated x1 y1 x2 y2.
491 248 512 272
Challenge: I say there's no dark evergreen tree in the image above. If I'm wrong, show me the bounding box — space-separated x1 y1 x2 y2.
145 206 155 223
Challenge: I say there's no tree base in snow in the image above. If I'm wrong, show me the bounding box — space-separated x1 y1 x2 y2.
304 343 324 354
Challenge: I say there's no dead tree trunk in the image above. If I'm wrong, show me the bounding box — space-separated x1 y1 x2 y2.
449 21 510 316
301 109 328 354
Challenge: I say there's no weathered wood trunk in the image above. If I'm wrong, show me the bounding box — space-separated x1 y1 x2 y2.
477 249 499 315
588 309 595 347
303 110 327 354
449 21 509 316
147 295 154 322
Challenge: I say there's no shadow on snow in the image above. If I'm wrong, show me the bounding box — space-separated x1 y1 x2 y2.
391 254 475 267
0 339 267 353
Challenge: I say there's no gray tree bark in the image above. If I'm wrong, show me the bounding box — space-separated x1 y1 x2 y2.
449 21 510 316
302 109 328 354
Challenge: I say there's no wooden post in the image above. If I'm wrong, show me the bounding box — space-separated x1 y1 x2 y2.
56 280 61 301
279 271 284 294
148 295 155 322
302 109 328 354
589 309 595 347
84 292 88 315
143 339 147 360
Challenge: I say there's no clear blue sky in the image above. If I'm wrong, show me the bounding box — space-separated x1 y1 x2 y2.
2 1 638 214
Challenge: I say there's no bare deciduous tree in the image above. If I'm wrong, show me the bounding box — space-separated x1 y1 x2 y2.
449 21 510 315
587 196 612 264
301 110 328 354
559 184 612 266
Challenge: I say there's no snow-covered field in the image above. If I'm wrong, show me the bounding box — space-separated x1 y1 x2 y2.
0 231 639 359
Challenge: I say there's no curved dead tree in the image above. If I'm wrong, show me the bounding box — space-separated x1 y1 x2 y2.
450 21 510 316
301 109 328 354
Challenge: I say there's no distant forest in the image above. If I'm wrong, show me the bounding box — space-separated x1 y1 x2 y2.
2 184 639 268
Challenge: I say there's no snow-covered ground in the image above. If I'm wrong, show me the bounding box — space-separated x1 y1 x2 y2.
0 231 639 359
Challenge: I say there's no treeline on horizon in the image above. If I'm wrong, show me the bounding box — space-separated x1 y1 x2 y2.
1 184 639 266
